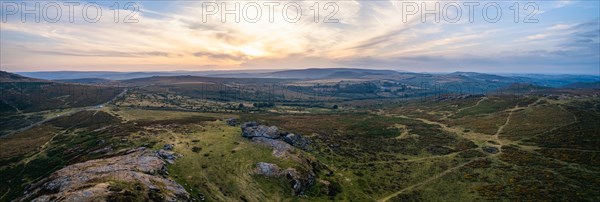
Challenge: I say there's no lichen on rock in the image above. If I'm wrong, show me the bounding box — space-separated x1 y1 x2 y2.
20 147 190 202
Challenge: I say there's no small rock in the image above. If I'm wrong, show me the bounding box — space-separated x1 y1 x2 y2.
482 146 499 154
282 133 312 151
163 144 174 151
226 118 238 126
285 168 315 195
20 149 190 201
251 137 294 158
157 149 178 164
241 123 280 139
254 162 282 177
240 122 257 128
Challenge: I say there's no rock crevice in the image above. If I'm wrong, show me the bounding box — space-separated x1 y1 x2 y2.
20 147 190 202
242 122 321 196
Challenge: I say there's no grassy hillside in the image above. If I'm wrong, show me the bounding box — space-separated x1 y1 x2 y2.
1 76 598 201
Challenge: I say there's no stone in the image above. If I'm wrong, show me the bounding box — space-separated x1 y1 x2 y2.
242 125 281 139
226 118 238 126
20 148 190 201
284 168 315 195
163 144 174 151
240 121 257 128
251 137 294 158
282 133 312 151
254 162 282 177
157 149 178 164
482 146 499 154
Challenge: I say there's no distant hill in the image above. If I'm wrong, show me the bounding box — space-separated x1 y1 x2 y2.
448 71 513 82
205 68 404 79
12 69 599 88
500 74 600 87
563 82 600 89
496 83 552 93
0 72 121 116
55 78 113 84
0 71 49 83
18 70 274 80
119 75 291 86
261 68 402 79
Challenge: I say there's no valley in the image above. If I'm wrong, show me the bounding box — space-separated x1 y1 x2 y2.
0 70 599 201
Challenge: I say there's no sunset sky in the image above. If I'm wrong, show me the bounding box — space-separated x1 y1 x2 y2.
1 0 599 74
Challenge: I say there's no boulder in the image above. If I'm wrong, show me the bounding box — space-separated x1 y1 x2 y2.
316 179 341 197
251 137 294 158
283 133 312 151
163 144 174 151
226 118 238 126
285 168 315 195
20 148 189 202
253 163 317 196
482 146 499 154
240 121 320 196
242 124 281 139
241 121 257 128
157 149 179 164
254 162 282 177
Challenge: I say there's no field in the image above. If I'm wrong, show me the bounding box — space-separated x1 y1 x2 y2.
1 74 599 201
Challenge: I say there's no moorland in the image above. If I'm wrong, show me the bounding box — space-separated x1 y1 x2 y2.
1 69 599 201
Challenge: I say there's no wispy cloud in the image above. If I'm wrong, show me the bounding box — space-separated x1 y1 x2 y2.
0 0 598 74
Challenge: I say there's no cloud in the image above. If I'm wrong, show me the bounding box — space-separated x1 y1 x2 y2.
527 34 549 40
0 1 598 74
192 51 248 61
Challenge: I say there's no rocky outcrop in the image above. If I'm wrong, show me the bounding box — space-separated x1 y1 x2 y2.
241 122 281 139
284 168 316 195
226 118 238 126
20 148 190 202
252 137 295 158
253 162 316 195
241 122 311 151
254 162 282 177
157 149 180 164
282 133 312 151
482 146 499 154
163 144 174 151
242 122 320 196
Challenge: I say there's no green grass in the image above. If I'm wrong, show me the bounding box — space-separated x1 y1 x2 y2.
2 94 599 202
165 121 305 201
453 96 534 117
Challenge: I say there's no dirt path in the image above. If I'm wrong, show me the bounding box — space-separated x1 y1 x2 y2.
392 114 495 145
3 89 128 137
494 98 544 146
493 106 516 145
453 97 487 116
378 158 483 202
1 98 22 114
377 97 550 201
352 153 459 165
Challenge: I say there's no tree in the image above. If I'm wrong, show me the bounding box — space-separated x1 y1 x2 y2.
332 105 339 109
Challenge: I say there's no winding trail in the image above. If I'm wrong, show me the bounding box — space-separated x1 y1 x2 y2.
352 153 460 166
2 89 127 137
453 97 488 116
377 97 548 201
378 158 484 202
494 98 544 146
1 99 21 114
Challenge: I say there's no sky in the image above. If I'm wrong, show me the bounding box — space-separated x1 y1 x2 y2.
0 0 599 74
